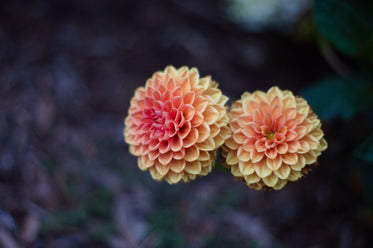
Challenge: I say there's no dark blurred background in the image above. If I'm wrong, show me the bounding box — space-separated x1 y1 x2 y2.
0 0 372 247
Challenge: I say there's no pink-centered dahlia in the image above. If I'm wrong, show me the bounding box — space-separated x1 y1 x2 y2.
124 66 230 184
221 86 327 190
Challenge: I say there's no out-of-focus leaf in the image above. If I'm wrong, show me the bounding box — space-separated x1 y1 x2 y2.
355 132 373 164
301 76 373 121
313 0 373 60
360 164 373 207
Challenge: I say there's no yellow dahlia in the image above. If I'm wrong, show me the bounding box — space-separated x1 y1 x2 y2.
222 86 327 190
124 66 230 183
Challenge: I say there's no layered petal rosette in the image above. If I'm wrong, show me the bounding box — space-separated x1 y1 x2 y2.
124 66 230 183
221 86 327 190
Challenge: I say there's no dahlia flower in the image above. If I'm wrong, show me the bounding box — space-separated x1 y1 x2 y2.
221 86 327 190
124 66 230 183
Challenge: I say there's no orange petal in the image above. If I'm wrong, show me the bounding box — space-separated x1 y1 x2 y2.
173 149 185 159
203 106 219 125
169 159 186 173
242 124 258 138
283 108 296 119
276 143 288 154
233 130 247 144
183 91 195 105
171 86 183 97
158 151 173 165
185 145 199 162
172 96 183 109
193 95 208 113
237 114 253 127
181 104 195 121
209 123 220 137
159 140 170 154
183 129 198 148
196 122 210 142
287 140 300 153
190 112 203 127
178 122 191 139
265 148 277 159
196 137 215 151
271 104 282 119
199 150 210 161
170 135 183 152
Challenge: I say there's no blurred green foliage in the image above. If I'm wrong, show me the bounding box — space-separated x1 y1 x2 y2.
150 208 184 248
313 0 373 61
42 184 115 240
311 0 373 208
301 76 373 121
355 133 373 165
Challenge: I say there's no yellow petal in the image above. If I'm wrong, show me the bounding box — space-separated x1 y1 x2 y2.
225 137 239 150
149 167 163 181
244 174 261 184
237 146 251 162
290 155 306 171
288 170 302 182
282 153 298 165
254 160 272 178
165 171 184 184
274 164 291 179
199 150 210 161
231 164 244 177
304 151 317 164
184 161 201 174
226 150 239 165
263 173 279 187
155 161 169 176
213 135 225 148
250 150 264 163
238 161 255 175
266 156 282 170
272 179 288 190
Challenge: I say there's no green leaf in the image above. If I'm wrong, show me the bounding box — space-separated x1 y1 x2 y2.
313 0 373 60
355 132 373 164
301 76 373 121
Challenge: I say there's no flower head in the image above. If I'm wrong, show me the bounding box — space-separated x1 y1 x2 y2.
124 66 230 183
222 86 327 190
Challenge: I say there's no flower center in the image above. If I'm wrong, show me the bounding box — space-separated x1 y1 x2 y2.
266 131 276 140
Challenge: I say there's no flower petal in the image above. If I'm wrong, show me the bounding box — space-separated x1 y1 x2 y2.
282 153 298 165
266 156 282 170
169 159 186 173
254 160 272 178
263 173 278 187
274 164 290 179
